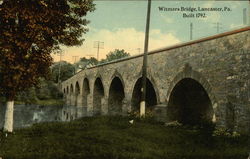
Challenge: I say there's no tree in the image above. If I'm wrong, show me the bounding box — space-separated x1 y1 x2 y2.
35 79 63 100
79 57 98 66
0 0 95 132
14 78 63 105
105 49 130 62
99 59 107 64
51 61 75 83
75 57 98 71
15 87 38 105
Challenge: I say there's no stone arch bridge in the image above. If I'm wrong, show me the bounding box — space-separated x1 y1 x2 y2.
61 27 250 133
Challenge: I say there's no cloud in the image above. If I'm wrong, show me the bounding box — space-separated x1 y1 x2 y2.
202 1 215 8
230 1 242 9
161 14 174 24
199 10 221 24
53 28 181 63
199 1 220 23
149 29 180 50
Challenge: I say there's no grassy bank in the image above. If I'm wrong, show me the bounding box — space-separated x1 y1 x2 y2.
0 116 249 159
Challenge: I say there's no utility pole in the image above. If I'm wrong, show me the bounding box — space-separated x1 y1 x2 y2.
94 41 104 61
72 56 79 74
213 22 222 33
57 50 64 84
190 22 193 40
140 0 151 117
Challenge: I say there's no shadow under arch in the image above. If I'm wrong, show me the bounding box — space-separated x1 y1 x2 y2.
75 81 80 106
75 81 80 93
108 76 125 115
82 78 90 107
131 77 158 111
110 70 125 88
70 84 74 94
132 68 160 104
166 66 216 126
93 77 104 115
70 84 74 106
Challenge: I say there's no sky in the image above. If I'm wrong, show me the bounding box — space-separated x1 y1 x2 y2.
52 0 250 63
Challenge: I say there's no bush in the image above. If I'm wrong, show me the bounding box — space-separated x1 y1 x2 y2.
128 109 154 119
16 87 38 104
12 79 63 105
213 127 241 138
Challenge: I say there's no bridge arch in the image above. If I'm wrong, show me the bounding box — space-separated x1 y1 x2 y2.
108 76 125 115
70 84 74 93
75 81 80 106
65 86 69 105
166 65 216 125
82 78 90 107
70 84 74 106
131 77 158 111
93 77 104 115
134 69 160 103
75 82 80 94
110 70 125 86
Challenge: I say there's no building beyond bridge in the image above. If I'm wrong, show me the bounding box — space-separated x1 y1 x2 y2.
61 27 250 133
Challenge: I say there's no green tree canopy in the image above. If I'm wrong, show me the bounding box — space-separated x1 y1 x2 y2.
79 57 98 65
0 0 94 99
51 61 75 83
105 49 130 62
0 0 95 132
75 57 98 70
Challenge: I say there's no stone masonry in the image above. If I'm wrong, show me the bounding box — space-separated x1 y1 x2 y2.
61 27 250 133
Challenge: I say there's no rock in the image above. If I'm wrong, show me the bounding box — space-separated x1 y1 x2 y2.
165 121 182 127
129 120 134 124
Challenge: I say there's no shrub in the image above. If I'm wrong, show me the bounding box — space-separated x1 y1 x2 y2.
212 127 241 138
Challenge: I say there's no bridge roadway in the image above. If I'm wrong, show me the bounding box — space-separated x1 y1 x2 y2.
61 27 250 133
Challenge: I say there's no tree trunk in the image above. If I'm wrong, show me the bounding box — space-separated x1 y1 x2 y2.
3 100 14 132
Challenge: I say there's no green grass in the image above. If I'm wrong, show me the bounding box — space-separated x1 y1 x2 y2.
0 116 249 159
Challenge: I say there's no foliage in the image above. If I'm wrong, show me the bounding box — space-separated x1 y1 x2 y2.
99 58 108 64
51 61 75 83
213 127 241 138
0 116 249 159
0 78 64 105
35 79 63 100
0 0 95 100
79 57 98 66
2 80 64 105
104 49 130 63
128 109 154 119
15 87 38 105
75 57 98 70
